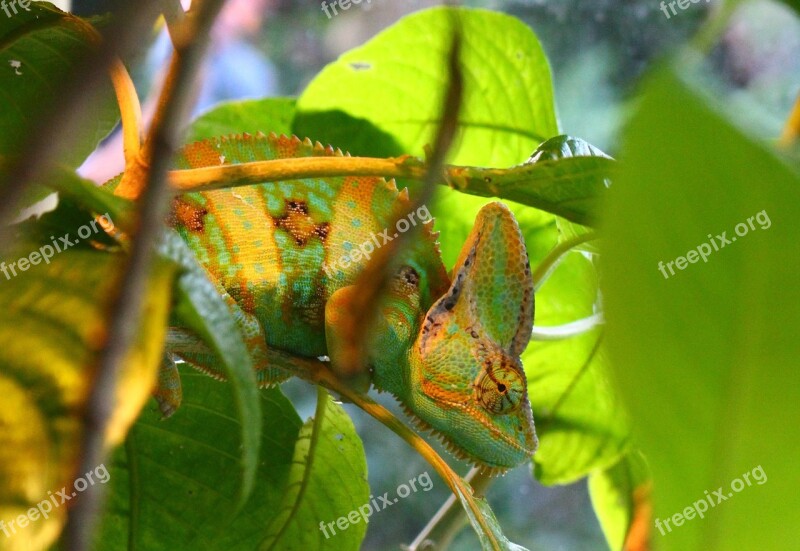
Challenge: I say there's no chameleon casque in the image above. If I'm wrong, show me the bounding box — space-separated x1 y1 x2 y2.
154 132 538 471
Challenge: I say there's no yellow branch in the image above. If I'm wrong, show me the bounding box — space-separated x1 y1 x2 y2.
108 59 142 167
69 12 143 167
780 92 800 147
168 155 428 191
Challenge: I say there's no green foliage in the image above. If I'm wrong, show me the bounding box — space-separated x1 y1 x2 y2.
0 3 118 168
295 7 558 166
604 64 800 550
0 245 175 551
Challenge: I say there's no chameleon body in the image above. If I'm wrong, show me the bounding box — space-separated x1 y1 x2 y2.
162 132 537 470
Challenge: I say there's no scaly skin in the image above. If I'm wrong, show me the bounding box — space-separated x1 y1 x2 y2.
161 132 538 470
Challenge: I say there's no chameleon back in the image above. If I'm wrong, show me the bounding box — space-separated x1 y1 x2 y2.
172 133 449 359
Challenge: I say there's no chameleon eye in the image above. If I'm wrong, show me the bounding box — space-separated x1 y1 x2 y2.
473 362 525 414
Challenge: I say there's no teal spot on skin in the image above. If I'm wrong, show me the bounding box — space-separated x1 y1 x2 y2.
343 241 353 251
447 324 458 335
352 219 362 228
231 245 240 254
346 200 357 209
243 221 253 230
254 263 264 273
233 208 244 217
267 195 281 212
307 189 334 219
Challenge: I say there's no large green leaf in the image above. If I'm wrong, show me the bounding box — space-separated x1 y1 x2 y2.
0 3 118 168
94 370 299 549
96 381 369 551
0 248 175 551
187 97 296 143
603 65 800 550
257 389 369 551
295 6 558 167
525 249 629 486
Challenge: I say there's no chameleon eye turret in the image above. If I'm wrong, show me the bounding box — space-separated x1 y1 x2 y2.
473 357 526 415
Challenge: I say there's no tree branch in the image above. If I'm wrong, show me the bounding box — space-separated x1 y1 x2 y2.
63 1 227 549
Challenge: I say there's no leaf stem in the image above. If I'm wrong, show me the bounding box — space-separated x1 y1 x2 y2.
532 232 598 291
531 312 605 341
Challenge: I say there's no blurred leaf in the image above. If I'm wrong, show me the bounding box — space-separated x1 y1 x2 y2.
187 97 296 143
589 451 650 551
11 167 133 232
162 233 262 509
295 6 557 167
0 249 175 551
777 0 800 14
604 66 800 550
0 4 118 168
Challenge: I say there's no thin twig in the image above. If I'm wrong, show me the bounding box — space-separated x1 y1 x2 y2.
63 1 227 549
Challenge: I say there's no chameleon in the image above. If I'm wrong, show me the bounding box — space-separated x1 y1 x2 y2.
154 132 538 472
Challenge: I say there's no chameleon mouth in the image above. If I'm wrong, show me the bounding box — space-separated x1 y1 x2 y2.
398 402 535 477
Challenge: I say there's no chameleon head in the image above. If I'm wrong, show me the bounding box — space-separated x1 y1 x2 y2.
405 202 537 471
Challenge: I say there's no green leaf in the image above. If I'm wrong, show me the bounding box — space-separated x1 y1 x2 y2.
526 134 611 247
603 65 800 550
0 249 175 551
588 451 650 551
94 371 302 549
295 6 558 167
187 97 296 143
523 237 629 486
257 388 369 551
445 153 613 227
161 233 262 509
0 4 118 168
